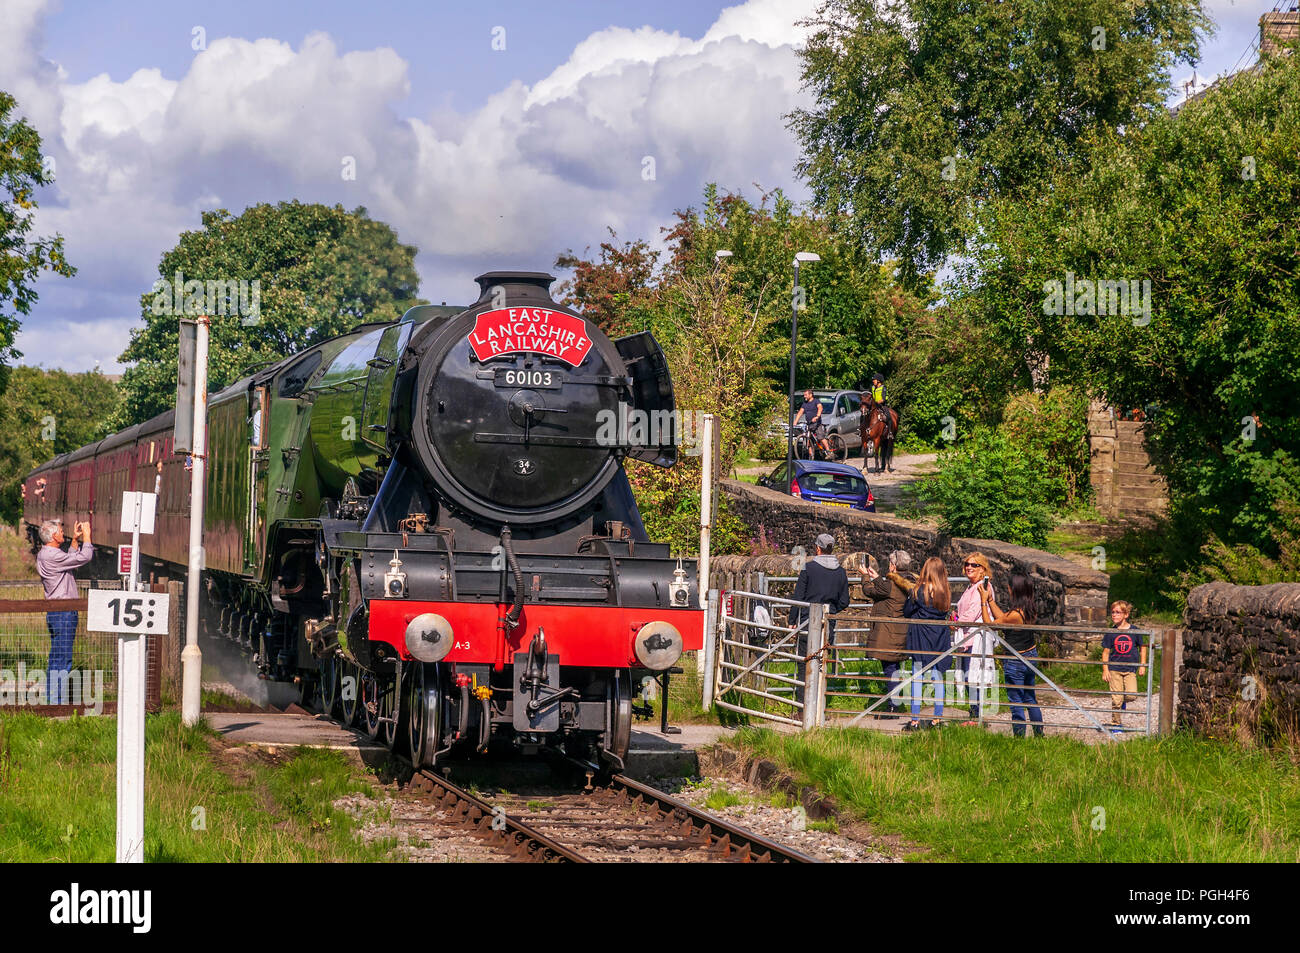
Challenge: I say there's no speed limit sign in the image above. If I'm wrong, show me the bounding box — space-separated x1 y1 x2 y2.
87 590 170 635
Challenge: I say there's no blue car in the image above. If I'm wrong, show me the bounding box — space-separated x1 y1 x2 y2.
757 459 876 512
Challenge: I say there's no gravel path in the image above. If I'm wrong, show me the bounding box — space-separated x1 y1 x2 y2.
826 684 1157 743
335 791 514 862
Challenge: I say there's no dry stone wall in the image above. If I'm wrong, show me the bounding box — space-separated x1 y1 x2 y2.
1179 582 1300 740
720 479 1110 656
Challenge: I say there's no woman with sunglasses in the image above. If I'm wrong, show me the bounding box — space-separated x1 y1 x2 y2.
980 574 1044 737
953 553 996 725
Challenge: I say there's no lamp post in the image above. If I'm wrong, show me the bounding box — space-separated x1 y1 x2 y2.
786 251 821 485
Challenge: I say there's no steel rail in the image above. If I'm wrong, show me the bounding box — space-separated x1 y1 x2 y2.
410 769 589 863
604 771 821 864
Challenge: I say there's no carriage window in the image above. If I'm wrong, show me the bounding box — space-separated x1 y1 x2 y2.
846 394 861 412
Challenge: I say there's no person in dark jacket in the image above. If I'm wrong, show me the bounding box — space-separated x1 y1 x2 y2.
791 533 851 705
894 556 952 730
981 573 1044 737
863 549 913 718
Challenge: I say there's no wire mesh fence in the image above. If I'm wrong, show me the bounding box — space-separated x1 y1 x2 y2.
0 578 167 715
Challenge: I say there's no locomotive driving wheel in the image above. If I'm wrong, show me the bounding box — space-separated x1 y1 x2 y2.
382 676 402 750
606 670 632 764
319 655 340 717
407 663 442 768
360 671 383 740
339 661 360 726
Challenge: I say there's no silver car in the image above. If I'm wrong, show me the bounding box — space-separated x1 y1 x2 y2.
786 390 863 452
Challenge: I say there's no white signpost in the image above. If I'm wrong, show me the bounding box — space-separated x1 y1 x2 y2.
88 489 167 864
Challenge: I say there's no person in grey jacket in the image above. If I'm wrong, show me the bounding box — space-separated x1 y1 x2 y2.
36 519 94 704
791 533 851 704
863 550 913 718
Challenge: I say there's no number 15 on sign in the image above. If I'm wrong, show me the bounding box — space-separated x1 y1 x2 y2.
87 590 170 635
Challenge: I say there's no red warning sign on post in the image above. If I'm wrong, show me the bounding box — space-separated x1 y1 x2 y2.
467 308 592 366
119 545 134 577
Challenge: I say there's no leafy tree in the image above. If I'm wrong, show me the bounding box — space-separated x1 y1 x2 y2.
1001 386 1091 509
558 186 921 430
660 185 908 399
624 260 785 556
885 303 1022 446
789 0 1209 287
116 202 422 425
0 367 120 521
954 53 1300 551
553 230 660 338
0 91 76 388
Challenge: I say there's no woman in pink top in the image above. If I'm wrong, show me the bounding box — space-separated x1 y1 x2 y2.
953 552 996 725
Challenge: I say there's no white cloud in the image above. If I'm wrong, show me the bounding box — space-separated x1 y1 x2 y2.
5 0 823 372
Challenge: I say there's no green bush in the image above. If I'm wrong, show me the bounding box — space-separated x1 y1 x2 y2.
745 432 786 462
1000 386 1091 510
916 427 1054 546
626 458 751 556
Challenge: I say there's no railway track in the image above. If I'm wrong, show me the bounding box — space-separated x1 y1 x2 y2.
408 769 587 862
404 759 819 863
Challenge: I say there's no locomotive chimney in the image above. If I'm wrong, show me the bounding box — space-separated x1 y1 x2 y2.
474 271 557 305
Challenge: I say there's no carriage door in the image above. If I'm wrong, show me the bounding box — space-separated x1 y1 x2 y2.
246 386 271 573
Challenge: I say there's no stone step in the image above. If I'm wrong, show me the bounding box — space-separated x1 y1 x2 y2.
1115 439 1151 452
1116 492 1165 505
1115 449 1153 465
1112 473 1164 486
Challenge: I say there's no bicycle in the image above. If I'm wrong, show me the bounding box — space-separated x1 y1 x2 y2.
793 422 847 462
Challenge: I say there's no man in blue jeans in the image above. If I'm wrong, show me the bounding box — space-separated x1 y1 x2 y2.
36 518 94 705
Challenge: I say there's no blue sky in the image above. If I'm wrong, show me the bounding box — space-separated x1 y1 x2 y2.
2 0 1283 372
41 1 734 114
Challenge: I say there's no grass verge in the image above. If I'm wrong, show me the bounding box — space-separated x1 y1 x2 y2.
728 726 1300 862
0 711 396 861
1045 521 1185 624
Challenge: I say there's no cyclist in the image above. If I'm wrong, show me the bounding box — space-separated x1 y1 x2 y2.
792 388 832 458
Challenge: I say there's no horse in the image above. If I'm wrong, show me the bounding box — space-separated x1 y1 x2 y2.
859 394 899 473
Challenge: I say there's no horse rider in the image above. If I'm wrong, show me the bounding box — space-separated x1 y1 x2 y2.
868 373 895 435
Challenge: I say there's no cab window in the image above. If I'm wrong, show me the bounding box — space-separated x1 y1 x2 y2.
250 388 269 449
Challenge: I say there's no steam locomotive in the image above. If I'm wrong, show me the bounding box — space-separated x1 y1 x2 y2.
23 272 703 768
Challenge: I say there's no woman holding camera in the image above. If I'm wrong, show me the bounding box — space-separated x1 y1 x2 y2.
980 573 1043 737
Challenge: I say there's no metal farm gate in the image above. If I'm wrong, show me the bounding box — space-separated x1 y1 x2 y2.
700 575 1177 739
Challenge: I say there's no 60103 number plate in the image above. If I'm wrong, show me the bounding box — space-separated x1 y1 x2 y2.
494 368 564 389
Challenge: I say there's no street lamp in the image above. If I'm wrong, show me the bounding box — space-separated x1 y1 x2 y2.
786 252 820 485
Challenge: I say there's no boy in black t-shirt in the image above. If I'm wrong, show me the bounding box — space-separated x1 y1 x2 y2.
1101 600 1147 731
